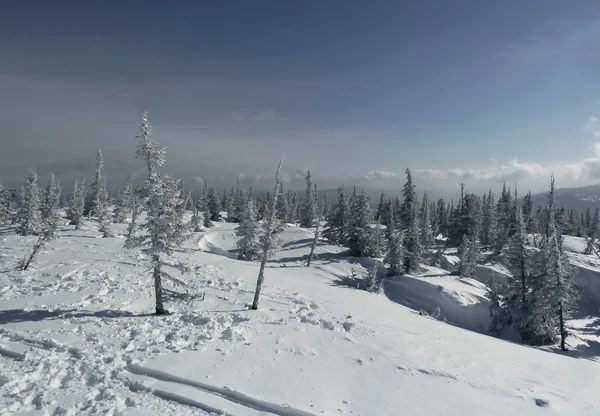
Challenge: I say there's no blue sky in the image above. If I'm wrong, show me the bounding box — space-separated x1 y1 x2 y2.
2 1 600 193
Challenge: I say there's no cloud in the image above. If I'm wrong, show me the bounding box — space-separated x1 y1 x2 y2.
584 117 600 138
222 143 600 197
231 109 276 128
188 176 204 185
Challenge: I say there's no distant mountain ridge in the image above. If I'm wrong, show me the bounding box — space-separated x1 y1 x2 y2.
529 183 600 211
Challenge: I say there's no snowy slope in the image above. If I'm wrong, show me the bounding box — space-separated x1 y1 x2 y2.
1 220 600 415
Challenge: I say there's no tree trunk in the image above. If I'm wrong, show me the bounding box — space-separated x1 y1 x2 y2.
153 257 167 315
559 301 566 351
251 157 283 310
306 206 324 267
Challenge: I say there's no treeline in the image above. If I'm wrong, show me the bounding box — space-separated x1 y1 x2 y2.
0 117 592 350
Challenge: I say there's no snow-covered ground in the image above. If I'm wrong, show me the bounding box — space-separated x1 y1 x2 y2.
1 219 600 415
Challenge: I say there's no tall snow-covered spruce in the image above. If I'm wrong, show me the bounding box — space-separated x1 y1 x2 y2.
300 169 317 228
95 177 112 237
322 186 350 246
251 157 284 310
67 178 86 229
125 111 191 315
236 199 261 260
505 206 533 342
17 166 42 236
528 176 579 349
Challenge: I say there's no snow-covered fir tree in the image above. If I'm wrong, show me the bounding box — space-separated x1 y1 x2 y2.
400 168 416 230
236 199 261 260
113 177 134 224
347 190 381 257
375 192 387 223
585 207 600 255
505 207 534 341
203 204 213 228
495 183 513 249
457 234 480 279
126 193 140 241
20 181 61 271
275 181 288 221
95 177 112 238
479 190 497 249
528 176 579 348
42 173 60 221
88 149 105 217
126 111 191 315
232 178 247 223
67 178 86 229
419 193 433 249
321 191 330 221
403 203 422 274
386 200 396 241
251 157 284 310
363 263 383 294
539 178 579 350
300 169 317 228
384 226 404 277
189 197 202 232
487 277 506 336
17 166 41 236
207 187 221 221
0 184 10 226
307 204 325 267
322 187 350 245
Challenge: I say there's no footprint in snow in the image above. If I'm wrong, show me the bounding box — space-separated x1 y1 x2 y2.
535 398 550 408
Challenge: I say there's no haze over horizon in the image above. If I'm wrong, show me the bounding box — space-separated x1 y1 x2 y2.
2 1 600 195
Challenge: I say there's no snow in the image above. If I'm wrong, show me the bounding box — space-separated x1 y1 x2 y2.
1 220 600 415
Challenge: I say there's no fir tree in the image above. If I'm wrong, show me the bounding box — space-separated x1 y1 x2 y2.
126 193 140 241
321 191 330 221
17 166 41 236
67 178 86 229
126 111 190 315
307 204 325 267
233 178 247 223
403 204 422 274
364 263 382 293
189 197 202 232
384 228 404 277
375 192 387 223
207 187 221 221
0 184 10 226
20 182 61 271
236 199 261 260
480 190 496 249
522 191 534 233
88 149 104 217
419 193 433 249
275 181 288 221
495 183 513 249
300 170 317 228
487 277 506 336
400 168 416 230
585 207 600 255
322 187 350 245
505 207 533 341
458 234 480 279
203 204 213 228
95 177 112 237
42 173 60 221
529 176 579 349
347 190 381 257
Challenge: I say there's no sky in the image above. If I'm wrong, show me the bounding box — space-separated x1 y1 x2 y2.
2 0 600 196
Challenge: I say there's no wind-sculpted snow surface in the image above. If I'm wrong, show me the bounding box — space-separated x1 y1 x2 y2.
1 221 599 414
